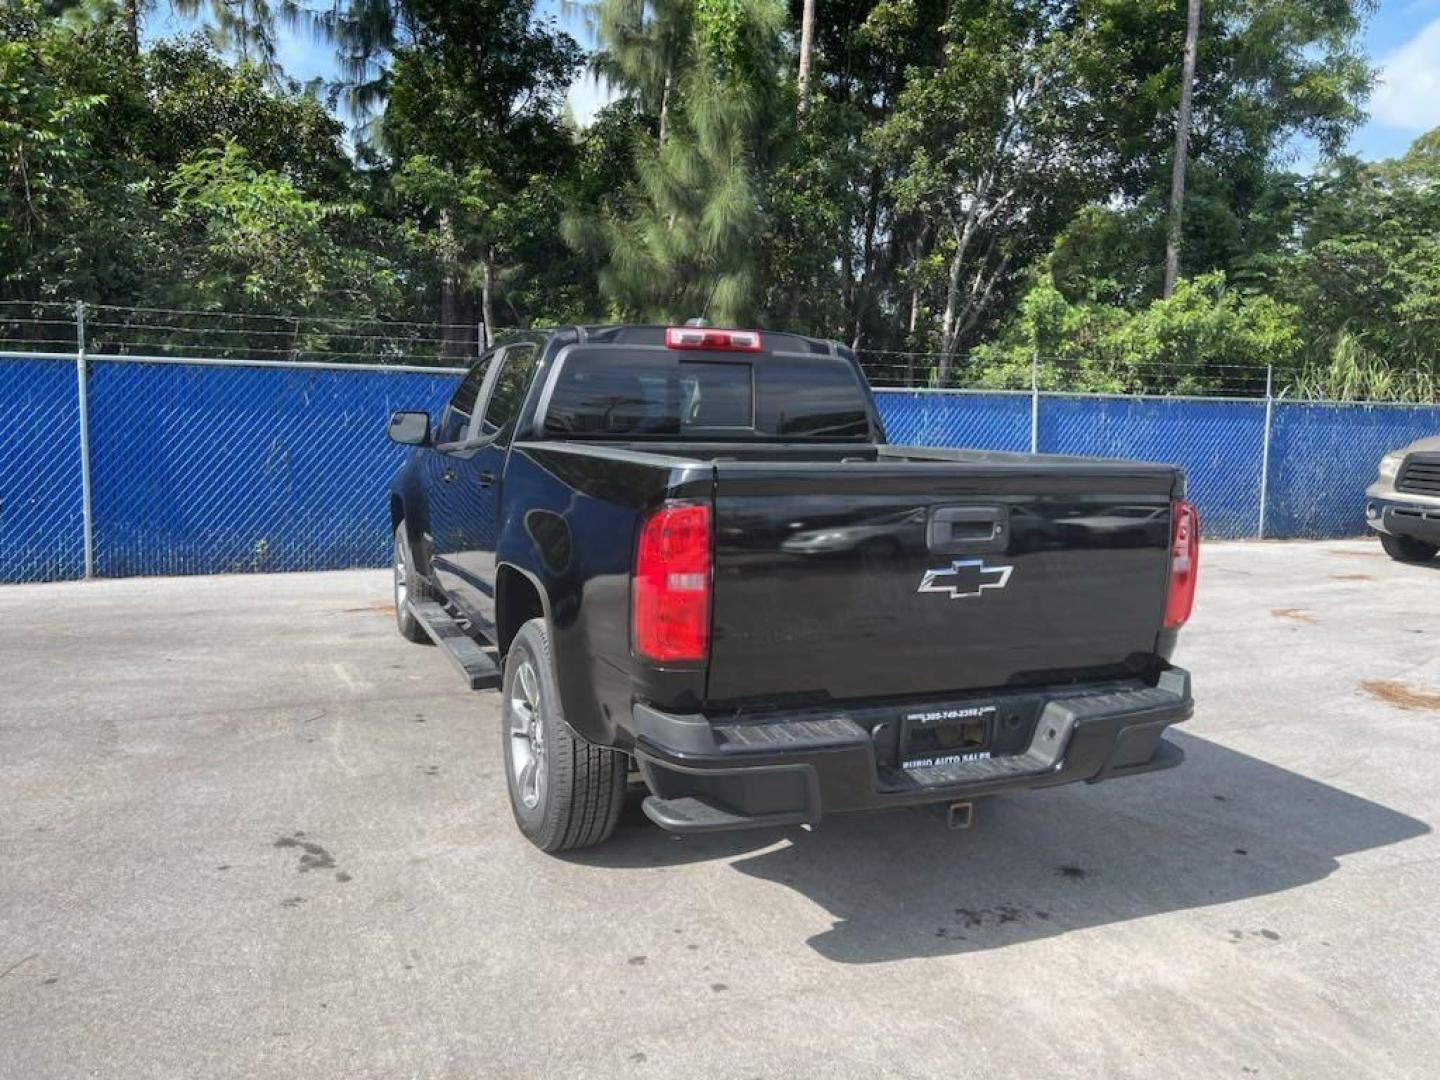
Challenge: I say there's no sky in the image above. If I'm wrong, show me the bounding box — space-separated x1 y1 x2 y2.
1352 0 1440 160
144 0 1440 166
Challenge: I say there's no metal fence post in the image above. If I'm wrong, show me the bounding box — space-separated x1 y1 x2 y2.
1257 364 1273 540
76 300 95 578
1029 350 1040 453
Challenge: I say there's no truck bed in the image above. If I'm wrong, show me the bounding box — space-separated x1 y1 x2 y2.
514 438 1181 711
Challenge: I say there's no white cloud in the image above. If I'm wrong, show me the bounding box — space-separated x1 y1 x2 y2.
1370 18 1440 131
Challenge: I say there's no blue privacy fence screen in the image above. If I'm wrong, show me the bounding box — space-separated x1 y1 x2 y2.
4 355 1440 582
879 390 1440 542
1036 395 1267 540
876 390 1033 453
0 357 86 582
1264 402 1440 539
84 360 459 578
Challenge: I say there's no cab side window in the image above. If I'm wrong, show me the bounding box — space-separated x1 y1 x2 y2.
480 343 540 446
435 357 491 446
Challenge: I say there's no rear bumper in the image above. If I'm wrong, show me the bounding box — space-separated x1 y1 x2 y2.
632 668 1193 834
1365 493 1440 543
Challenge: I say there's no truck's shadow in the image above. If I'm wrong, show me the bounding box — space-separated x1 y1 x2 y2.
572 731 1429 964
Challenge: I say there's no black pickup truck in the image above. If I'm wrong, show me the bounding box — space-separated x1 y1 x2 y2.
385 324 1198 852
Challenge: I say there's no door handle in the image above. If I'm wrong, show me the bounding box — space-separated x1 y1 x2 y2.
441 468 456 484
477 471 496 488
928 505 1009 554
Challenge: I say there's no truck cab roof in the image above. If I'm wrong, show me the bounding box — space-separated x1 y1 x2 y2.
567 324 851 359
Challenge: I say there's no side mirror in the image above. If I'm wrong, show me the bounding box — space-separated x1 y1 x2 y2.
387 410 431 447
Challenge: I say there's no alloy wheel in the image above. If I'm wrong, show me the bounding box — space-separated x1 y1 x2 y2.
508 658 546 809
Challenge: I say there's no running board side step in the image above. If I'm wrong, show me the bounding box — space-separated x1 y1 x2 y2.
408 600 501 690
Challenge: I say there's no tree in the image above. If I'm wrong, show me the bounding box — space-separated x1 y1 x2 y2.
172 0 299 87
2 0 1401 392
783 0 947 349
1162 0 1201 298
59 1 293 72
972 271 1300 395
1 2 152 302
361 0 584 340
876 1 1107 376
568 0 785 325
0 3 405 327
796 0 814 116
142 38 352 190
584 0 695 146
393 157 565 349
161 142 396 316
1269 133 1440 399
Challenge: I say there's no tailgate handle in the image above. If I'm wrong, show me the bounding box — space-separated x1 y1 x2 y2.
928 505 1009 554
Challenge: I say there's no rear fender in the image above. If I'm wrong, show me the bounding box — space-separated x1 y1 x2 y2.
497 498 616 746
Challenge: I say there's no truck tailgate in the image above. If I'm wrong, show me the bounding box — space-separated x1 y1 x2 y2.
705 454 1179 704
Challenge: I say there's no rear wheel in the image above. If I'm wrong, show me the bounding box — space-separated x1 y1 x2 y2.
1380 532 1439 563
393 522 435 644
503 617 626 852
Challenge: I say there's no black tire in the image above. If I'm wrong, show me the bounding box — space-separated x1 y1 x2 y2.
393 521 436 644
502 617 626 852
1380 532 1439 564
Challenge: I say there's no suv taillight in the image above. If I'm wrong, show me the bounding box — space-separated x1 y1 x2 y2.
633 502 712 662
1163 499 1199 630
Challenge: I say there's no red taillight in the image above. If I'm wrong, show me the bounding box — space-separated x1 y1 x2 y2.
664 326 762 352
1163 499 1200 630
633 502 712 662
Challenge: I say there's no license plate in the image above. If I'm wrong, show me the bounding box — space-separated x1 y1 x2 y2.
900 704 996 770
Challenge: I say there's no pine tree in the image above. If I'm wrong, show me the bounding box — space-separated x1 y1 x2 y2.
568 0 783 325
585 0 694 147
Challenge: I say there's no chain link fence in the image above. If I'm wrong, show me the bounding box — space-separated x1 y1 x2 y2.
3 303 1439 583
4 356 87 581
2 351 462 583
875 390 1440 541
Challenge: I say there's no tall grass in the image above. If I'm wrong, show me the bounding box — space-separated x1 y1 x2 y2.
1284 333 1438 403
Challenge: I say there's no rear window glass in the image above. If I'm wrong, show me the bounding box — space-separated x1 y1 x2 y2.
542 349 869 440
757 359 872 438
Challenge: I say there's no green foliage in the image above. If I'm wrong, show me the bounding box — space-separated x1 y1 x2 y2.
970 123 1440 404
1288 332 1438 403
759 98 855 336
873 0 1111 366
1282 144 1440 379
1 2 135 298
142 38 351 190
171 0 300 87
694 0 752 72
587 0 694 127
11 0 1438 405
0 3 389 314
376 1 587 334
971 272 1300 395
570 0 784 325
162 142 395 314
1049 205 1165 305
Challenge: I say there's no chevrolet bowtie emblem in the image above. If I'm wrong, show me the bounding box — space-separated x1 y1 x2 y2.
917 559 1014 599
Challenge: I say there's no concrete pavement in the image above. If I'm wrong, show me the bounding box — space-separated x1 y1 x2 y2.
2 539 1438 1079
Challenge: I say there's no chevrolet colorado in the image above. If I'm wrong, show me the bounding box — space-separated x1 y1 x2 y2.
385 325 1198 852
